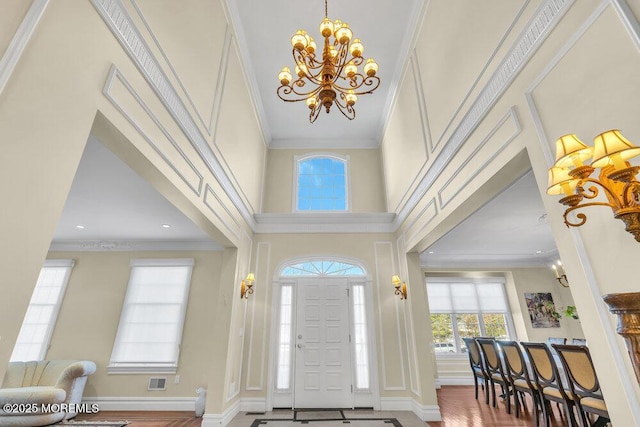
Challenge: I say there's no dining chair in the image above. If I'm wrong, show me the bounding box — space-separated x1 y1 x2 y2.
521 341 579 427
552 344 610 427
462 337 490 404
476 337 511 414
497 340 542 426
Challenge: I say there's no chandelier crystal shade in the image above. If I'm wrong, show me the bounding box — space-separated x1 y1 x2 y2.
277 0 380 123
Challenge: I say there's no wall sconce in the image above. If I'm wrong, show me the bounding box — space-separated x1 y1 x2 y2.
551 260 569 287
546 130 640 242
391 275 407 300
240 273 255 299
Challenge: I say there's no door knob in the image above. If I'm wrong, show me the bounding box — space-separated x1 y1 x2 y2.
297 343 305 349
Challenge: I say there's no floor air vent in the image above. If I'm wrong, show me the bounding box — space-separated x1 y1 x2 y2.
148 377 167 390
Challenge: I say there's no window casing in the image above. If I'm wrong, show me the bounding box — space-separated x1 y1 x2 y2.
294 154 349 212
108 258 194 373
426 277 515 355
11 259 74 362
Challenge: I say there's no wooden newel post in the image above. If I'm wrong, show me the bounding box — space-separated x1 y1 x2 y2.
602 292 640 384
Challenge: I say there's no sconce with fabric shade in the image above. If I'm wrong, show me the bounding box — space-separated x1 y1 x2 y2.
392 275 407 300
240 273 255 299
546 129 640 242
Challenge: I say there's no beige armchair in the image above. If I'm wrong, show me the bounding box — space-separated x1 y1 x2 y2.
0 360 96 426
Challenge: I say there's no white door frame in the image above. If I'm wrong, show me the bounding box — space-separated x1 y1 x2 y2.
265 258 380 410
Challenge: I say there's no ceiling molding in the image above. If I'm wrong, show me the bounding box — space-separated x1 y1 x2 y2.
270 138 379 150
254 212 396 234
49 240 223 252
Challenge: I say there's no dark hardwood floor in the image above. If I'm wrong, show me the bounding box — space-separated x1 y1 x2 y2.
75 385 573 426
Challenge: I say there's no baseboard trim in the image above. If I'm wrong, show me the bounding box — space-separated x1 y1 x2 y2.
437 377 475 386
201 399 240 426
411 400 442 422
239 397 267 412
379 396 413 411
82 397 195 411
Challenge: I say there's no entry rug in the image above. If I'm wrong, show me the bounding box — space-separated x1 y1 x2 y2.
251 409 402 427
57 421 129 427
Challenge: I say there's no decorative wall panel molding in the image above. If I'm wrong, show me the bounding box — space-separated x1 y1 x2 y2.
432 0 530 150
373 241 407 391
91 0 256 229
245 241 271 391
103 66 204 196
204 184 243 242
405 198 437 248
437 107 521 209
394 0 573 230
129 0 225 137
0 0 49 97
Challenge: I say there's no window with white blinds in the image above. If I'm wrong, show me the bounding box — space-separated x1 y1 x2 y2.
426 278 514 355
11 259 74 362
108 258 194 373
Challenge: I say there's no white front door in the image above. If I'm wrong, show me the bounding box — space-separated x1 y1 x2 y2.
294 278 353 408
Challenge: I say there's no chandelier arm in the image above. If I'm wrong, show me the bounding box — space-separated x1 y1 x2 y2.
277 84 321 102
309 104 322 123
333 76 381 95
563 201 619 228
578 178 624 210
333 94 356 120
331 44 351 82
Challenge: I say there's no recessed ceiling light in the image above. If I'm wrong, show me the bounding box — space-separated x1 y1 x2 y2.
162 224 171 228
75 225 85 229
535 250 543 254
428 251 434 254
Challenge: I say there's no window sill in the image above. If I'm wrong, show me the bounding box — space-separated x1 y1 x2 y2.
107 365 177 375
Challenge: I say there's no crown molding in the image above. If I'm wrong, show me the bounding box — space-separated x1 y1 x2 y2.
49 240 223 252
254 212 395 234
270 138 378 150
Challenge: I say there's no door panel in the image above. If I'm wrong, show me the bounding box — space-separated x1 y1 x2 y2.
294 278 352 408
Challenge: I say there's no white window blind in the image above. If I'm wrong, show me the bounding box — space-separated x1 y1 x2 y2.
11 259 74 362
428 281 509 313
109 259 194 373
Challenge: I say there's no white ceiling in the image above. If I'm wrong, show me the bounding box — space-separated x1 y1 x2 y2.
227 0 423 148
420 171 559 269
50 136 221 251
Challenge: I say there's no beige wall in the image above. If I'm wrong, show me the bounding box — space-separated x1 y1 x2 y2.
262 149 387 213
241 233 438 408
381 0 640 421
0 0 261 416
46 250 223 398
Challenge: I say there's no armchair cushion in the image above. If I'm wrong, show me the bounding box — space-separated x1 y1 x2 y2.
1 360 96 424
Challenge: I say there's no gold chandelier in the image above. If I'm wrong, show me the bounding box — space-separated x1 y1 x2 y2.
546 129 640 242
277 0 380 123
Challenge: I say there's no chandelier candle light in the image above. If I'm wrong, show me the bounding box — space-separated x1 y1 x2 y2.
546 130 640 242
277 0 380 122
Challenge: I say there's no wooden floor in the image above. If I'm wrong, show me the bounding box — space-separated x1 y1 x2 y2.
75 386 572 426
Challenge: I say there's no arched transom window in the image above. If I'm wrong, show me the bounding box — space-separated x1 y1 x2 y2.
295 154 349 211
280 259 365 276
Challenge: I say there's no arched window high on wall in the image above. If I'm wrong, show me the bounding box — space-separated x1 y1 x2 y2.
273 258 372 408
294 154 349 211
